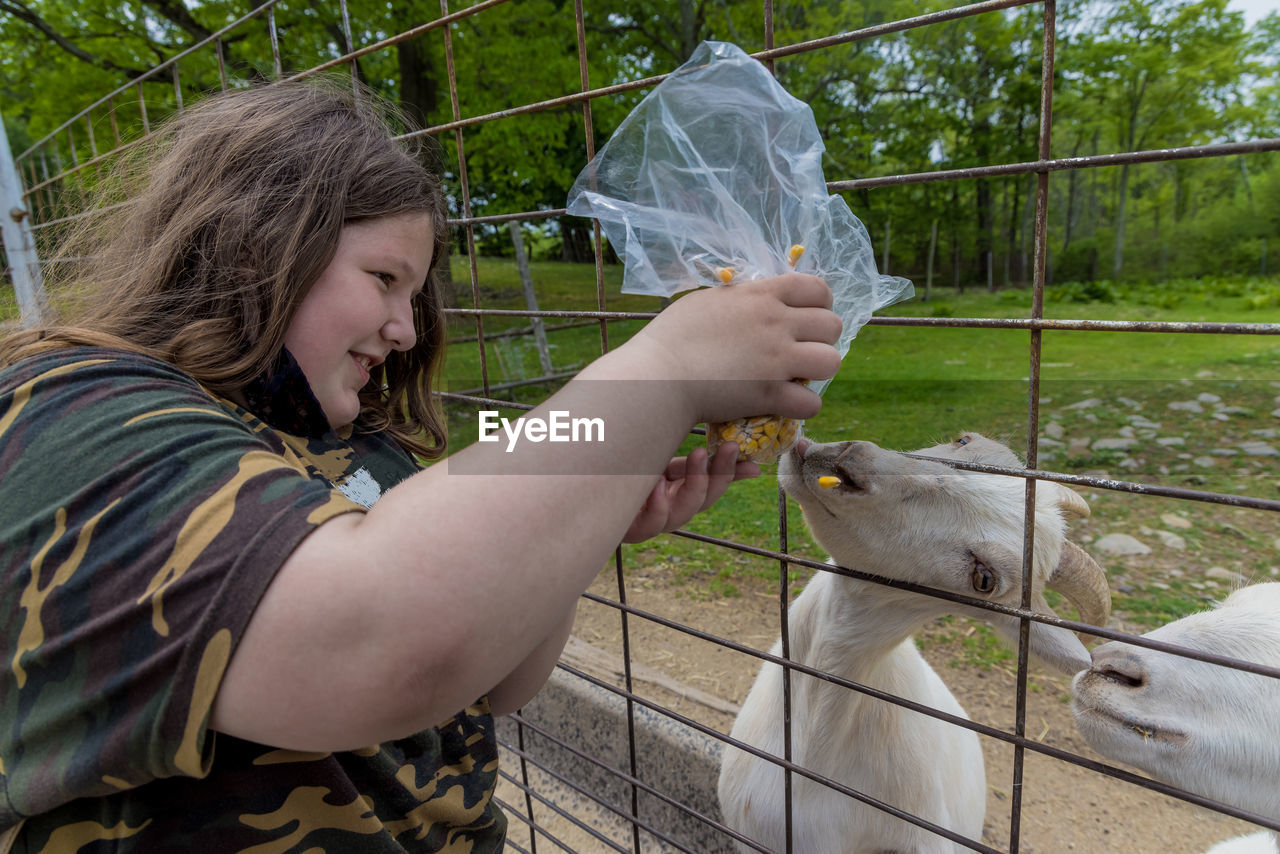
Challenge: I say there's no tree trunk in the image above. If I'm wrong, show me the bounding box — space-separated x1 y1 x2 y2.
679 0 701 61
396 36 440 130
951 183 963 292
1112 162 1131 279
393 34 452 302
559 216 598 264
926 219 937 302
976 176 993 291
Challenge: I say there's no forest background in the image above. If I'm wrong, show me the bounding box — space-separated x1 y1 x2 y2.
1 0 1278 293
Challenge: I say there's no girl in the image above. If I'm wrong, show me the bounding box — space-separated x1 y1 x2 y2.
0 80 840 852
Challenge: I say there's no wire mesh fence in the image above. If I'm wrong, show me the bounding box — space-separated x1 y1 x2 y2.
5 1 1280 852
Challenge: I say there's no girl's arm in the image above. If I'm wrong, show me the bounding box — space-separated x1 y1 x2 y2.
485 606 576 718
209 273 840 751
485 442 750 716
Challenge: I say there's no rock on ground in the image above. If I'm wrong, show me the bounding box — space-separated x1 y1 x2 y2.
1094 533 1152 556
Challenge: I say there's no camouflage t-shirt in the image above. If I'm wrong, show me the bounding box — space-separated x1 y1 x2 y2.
0 347 506 853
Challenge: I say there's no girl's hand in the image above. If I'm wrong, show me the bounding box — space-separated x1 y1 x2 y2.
626 273 843 426
622 444 758 543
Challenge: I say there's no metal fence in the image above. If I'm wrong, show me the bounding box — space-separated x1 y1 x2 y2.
4 1 1280 852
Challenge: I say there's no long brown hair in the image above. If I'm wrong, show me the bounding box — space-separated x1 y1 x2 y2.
1 78 450 460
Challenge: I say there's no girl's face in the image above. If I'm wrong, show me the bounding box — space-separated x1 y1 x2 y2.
285 212 435 429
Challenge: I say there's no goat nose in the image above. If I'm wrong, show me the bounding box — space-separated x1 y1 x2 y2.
1089 646 1147 689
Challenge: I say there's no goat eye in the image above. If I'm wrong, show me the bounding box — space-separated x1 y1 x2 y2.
971 561 996 593
955 435 970 447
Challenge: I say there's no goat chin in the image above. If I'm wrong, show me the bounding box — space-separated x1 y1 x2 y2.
1072 583 1280 840
988 609 1091 675
719 433 1106 853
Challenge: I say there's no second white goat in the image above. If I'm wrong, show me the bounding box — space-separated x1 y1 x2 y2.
1073 582 1280 854
719 433 1110 853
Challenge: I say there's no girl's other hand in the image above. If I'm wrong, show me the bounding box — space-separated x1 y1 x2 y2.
622 444 757 543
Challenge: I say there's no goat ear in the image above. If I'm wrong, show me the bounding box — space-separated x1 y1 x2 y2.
1054 484 1091 520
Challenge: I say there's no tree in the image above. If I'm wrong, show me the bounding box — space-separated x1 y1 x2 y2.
3 0 1277 284
1060 0 1257 278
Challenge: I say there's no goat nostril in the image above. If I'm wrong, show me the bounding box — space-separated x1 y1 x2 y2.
1096 663 1144 688
832 464 864 492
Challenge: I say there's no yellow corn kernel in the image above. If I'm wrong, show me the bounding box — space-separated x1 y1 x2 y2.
787 244 805 267
818 476 840 489
716 267 734 283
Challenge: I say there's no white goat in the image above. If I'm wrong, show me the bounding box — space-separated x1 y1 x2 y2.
1073 582 1280 854
719 433 1110 854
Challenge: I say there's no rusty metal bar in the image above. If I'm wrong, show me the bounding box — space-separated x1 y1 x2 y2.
37 153 54 223
23 159 43 224
1011 3 1059 847
776 482 796 854
439 0 490 399
573 0 610 357
763 11 794 849
337 0 359 91
268 7 282 79
450 319 601 345
216 38 229 91
513 728 538 854
903 453 1280 513
865 316 1280 334
136 81 150 135
830 138 1280 191
612 548 642 852
171 63 184 114
84 114 98 159
443 307 1280 336
106 95 120 145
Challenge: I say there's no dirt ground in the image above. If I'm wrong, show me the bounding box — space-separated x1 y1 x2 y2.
530 559 1270 854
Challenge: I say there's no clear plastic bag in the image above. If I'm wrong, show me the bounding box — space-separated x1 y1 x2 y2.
566 41 913 460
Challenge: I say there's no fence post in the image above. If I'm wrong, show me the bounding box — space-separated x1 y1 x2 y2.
509 221 553 377
0 108 48 328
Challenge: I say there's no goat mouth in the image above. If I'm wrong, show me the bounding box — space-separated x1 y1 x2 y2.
1075 703 1187 749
